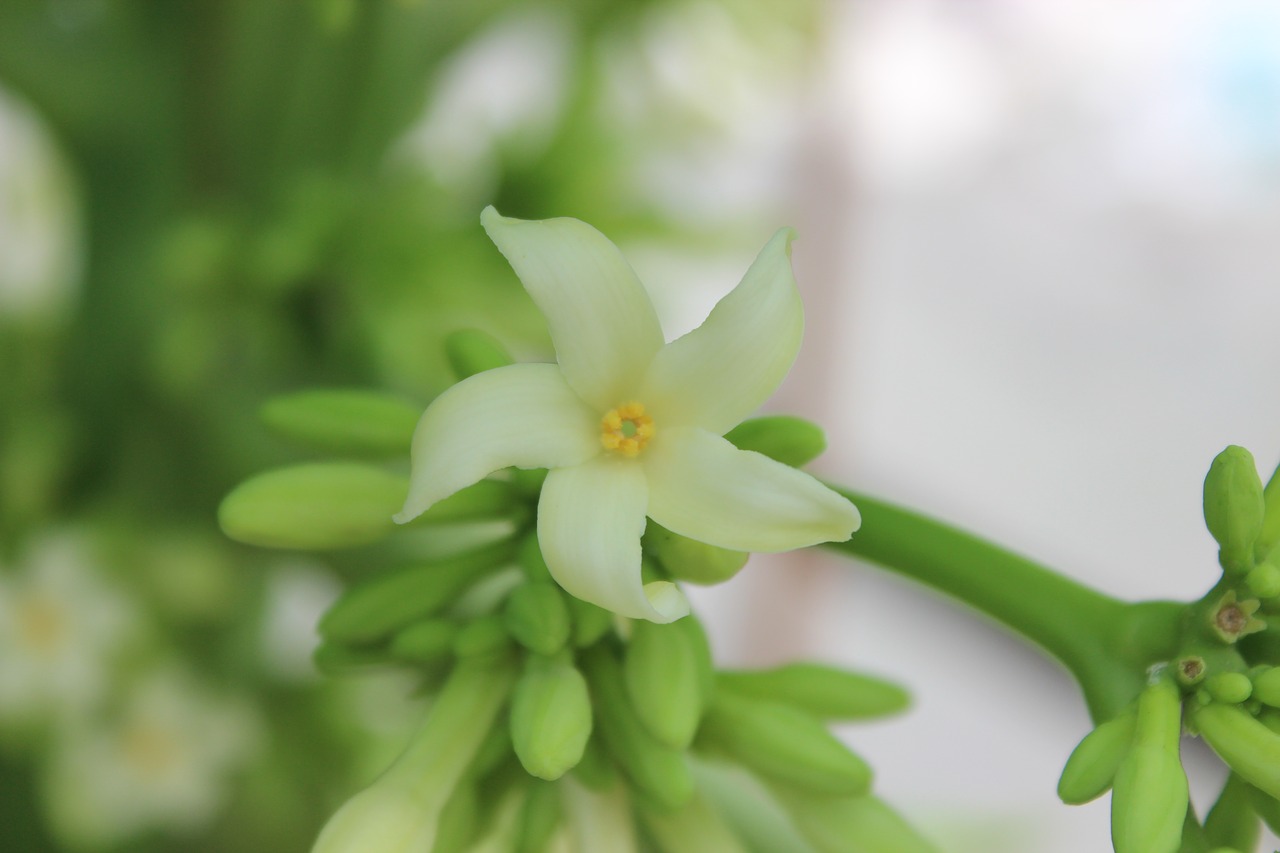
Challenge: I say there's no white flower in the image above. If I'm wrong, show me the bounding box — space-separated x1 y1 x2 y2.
42 667 259 848
395 208 859 622
0 534 134 726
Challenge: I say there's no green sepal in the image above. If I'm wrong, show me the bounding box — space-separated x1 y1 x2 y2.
719 663 909 722
219 462 406 550
582 645 694 811
389 619 459 664
1203 774 1261 853
509 654 592 781
698 690 871 797
259 389 421 456
724 415 827 468
1194 701 1280 801
1057 707 1136 805
319 540 514 644
645 522 749 586
624 619 705 749
445 329 515 379
1110 677 1188 853
514 780 562 853
1204 446 1266 573
503 581 571 656
769 786 938 853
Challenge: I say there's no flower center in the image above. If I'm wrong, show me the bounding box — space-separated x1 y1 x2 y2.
600 402 654 458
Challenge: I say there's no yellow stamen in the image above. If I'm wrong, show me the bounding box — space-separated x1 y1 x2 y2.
600 401 654 457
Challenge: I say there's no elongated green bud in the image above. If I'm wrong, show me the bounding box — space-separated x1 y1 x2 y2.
220 463 406 550
568 596 613 648
770 787 938 853
1246 563 1280 599
1057 708 1136 805
402 479 518 526
581 646 694 811
515 780 562 853
725 415 827 468
510 655 592 781
640 791 749 853
319 541 513 644
445 329 514 379
1203 774 1261 853
1195 702 1280 800
1204 446 1266 572
390 619 459 664
1207 673 1253 705
260 389 421 456
1253 667 1280 708
312 655 516 853
1110 677 1188 853
645 523 749 586
503 582 571 656
452 615 512 659
720 663 909 722
678 615 716 707
624 619 704 749
700 691 871 797
1257 458 1280 561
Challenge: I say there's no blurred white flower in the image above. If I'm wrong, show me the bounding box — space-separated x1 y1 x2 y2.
0 534 134 726
42 667 260 848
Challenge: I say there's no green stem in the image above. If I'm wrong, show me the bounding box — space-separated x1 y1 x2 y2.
824 488 1184 720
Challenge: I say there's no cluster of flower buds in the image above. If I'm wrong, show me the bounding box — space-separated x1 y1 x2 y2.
220 331 935 853
1057 445 1280 853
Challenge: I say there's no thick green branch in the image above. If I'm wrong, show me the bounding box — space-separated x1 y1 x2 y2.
824 488 1183 720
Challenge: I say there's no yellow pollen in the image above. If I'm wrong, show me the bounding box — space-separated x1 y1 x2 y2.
600 401 654 457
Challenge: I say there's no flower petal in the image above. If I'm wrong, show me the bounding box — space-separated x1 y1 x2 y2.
640 228 803 435
394 364 599 524
644 427 859 552
537 457 688 623
481 206 665 411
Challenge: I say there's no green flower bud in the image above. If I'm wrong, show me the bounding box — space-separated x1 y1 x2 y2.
1195 702 1280 801
445 329 514 379
770 787 938 853
679 615 716 707
313 656 516 853
514 780 562 853
1204 446 1266 573
1253 668 1280 708
1203 774 1261 853
219 463 405 550
510 654 592 781
312 641 396 677
503 582 571 656
719 663 910 722
1246 563 1280 599
319 540 513 644
700 691 871 797
259 389 421 456
1257 459 1280 561
568 596 613 648
624 619 705 749
725 415 827 468
582 646 694 811
640 792 749 853
1110 677 1188 853
389 619 459 664
1057 707 1137 805
644 523 749 586
403 479 518 526
452 615 512 659
1207 673 1254 705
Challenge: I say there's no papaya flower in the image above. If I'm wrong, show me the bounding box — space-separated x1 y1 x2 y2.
395 207 860 622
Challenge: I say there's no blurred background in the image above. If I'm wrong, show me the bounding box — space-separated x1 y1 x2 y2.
3 0 1280 851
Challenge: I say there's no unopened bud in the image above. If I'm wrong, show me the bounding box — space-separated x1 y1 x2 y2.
1204 446 1266 572
725 415 827 468
260 389 420 456
510 655 592 781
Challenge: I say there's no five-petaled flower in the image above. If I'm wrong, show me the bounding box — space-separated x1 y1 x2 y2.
394 207 860 622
